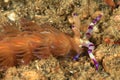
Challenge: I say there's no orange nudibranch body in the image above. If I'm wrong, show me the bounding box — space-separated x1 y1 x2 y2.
0 19 79 70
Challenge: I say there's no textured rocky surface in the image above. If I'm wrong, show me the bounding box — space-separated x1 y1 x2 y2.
0 0 120 80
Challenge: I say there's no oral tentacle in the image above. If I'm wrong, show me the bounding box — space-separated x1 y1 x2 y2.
71 13 103 70
82 40 99 70
85 14 103 39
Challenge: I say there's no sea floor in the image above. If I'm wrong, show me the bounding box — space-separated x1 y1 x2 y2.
0 0 120 80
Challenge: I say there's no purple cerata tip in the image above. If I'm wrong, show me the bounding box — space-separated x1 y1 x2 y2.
88 49 92 53
73 54 80 61
86 32 91 36
88 25 93 29
92 59 99 70
73 13 78 16
70 25 75 28
95 63 99 70
93 19 97 24
89 44 94 47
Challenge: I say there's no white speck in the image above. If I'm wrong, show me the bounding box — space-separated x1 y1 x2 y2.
4 0 9 3
49 20 53 23
7 12 17 21
93 26 99 32
90 23 94 26
69 71 74 74
35 64 40 70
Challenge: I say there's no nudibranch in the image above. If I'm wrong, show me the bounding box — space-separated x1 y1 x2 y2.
0 13 102 71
